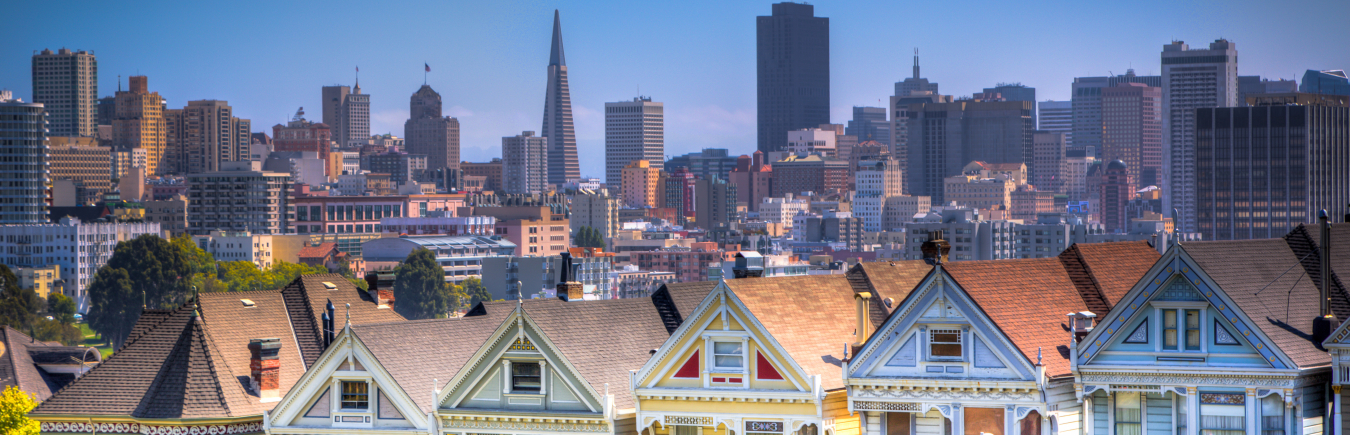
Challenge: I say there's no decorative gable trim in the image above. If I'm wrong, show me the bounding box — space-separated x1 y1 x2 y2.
1076 248 1294 370
267 326 426 430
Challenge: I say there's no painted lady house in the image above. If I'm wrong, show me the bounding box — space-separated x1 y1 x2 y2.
844 235 1160 435
266 291 673 435
1072 228 1348 435
633 270 929 435
28 275 405 435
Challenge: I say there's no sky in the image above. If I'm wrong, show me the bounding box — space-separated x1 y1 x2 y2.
4 0 1348 179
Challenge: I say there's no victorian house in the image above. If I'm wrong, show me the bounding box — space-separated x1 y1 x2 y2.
1072 229 1347 435
29 275 404 435
843 239 1160 435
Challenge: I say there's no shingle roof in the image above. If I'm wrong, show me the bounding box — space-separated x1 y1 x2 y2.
32 303 257 418
1285 224 1350 320
198 290 308 413
1058 242 1160 315
0 327 56 400
297 243 337 259
847 261 932 325
1181 239 1332 369
283 274 405 366
352 315 507 413
943 258 1094 378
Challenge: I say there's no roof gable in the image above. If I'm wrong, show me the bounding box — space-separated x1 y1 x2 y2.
269 326 427 430
1076 246 1297 370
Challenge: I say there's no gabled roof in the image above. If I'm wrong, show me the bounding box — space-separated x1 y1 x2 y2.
1058 241 1160 314
198 290 307 410
351 316 506 414
943 258 1090 378
846 261 930 325
31 303 258 418
282 274 405 366
296 242 338 259
0 326 85 401
1181 239 1333 368
1284 224 1350 320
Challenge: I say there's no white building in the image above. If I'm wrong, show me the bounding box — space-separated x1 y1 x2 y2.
786 127 837 158
604 97 664 187
379 214 495 236
501 131 549 194
1037 100 1072 137
0 217 162 312
760 196 810 228
570 188 621 240
854 157 904 232
336 173 368 196
192 230 275 270
1065 151 1097 202
1161 39 1238 233
362 235 517 285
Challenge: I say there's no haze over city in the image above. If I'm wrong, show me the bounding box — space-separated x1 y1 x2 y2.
5 0 1348 178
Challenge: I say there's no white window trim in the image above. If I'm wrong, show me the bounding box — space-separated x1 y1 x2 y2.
502 359 548 396
701 331 750 389
1152 304 1208 353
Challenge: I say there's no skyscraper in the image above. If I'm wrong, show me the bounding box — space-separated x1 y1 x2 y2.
1031 131 1067 193
845 106 890 147
502 131 549 194
0 93 49 223
165 100 251 174
340 81 370 147
1236 76 1297 107
31 48 98 138
321 85 348 135
1101 83 1162 188
904 100 1034 203
542 10 579 185
1099 160 1132 233
983 83 1036 127
112 76 168 176
1038 101 1072 140
1300 69 1350 95
403 85 461 173
756 2 830 154
1161 39 1238 233
605 96 664 187
1071 69 1160 156
1195 93 1350 240
888 51 947 190
894 50 939 98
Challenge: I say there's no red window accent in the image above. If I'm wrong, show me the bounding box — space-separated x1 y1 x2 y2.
755 351 784 380
712 377 726 383
727 377 742 383
672 349 701 379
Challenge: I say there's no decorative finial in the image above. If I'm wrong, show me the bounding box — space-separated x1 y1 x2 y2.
516 280 524 305
1037 347 1043 366
345 303 351 327
190 285 200 318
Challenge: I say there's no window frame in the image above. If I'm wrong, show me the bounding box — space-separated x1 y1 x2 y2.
510 361 543 394
711 340 746 370
1154 304 1208 353
928 328 963 361
339 380 369 410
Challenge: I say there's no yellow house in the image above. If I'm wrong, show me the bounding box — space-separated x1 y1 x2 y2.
15 265 61 299
637 270 925 435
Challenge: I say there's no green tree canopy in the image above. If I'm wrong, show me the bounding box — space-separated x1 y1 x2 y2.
48 293 77 325
393 248 449 320
575 226 605 249
0 386 39 435
171 233 216 274
86 234 192 348
0 265 43 332
462 277 492 307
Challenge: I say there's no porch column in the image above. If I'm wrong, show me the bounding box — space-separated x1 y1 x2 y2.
1085 396 1094 435
951 404 963 435
1186 387 1199 435
1335 385 1343 435
866 411 883 435
1006 405 1016 435
1245 388 1256 435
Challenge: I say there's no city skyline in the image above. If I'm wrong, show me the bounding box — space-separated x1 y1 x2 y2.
3 0 1348 179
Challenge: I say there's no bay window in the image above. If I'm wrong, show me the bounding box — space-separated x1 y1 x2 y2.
1200 393 1245 435
1259 394 1285 435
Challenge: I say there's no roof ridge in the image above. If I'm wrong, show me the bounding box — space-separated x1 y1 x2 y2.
191 316 243 417
1058 244 1112 313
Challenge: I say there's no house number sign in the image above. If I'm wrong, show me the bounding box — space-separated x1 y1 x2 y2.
746 421 783 433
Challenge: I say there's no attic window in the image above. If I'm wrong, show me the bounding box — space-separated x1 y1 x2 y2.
322 282 338 290
240 299 255 307
929 329 963 360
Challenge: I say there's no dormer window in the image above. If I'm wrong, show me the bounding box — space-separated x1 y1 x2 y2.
511 363 541 393
929 329 962 360
713 342 745 369
340 381 368 410
1162 309 1201 351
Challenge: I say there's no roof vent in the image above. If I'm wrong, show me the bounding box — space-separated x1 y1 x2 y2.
240 299 255 307
321 282 337 290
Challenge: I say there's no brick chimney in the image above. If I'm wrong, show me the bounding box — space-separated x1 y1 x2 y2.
556 252 585 302
248 338 282 402
920 230 951 265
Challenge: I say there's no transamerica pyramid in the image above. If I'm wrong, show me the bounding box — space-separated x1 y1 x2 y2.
541 9 579 185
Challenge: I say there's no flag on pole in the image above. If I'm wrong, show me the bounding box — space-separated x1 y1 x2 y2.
356 66 359 72
425 63 430 72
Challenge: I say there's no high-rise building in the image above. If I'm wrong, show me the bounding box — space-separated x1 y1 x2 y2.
1064 149 1097 202
845 106 891 147
1196 93 1350 240
756 2 830 154
1161 39 1238 233
662 166 697 221
1099 160 1132 233
542 10 579 185
339 81 370 147
904 100 1035 203
1038 100 1072 141
983 83 1036 127
894 49 939 98
854 156 903 232
462 159 503 192
0 95 49 223
31 48 97 138
1300 69 1350 95
664 148 739 183
165 100 251 174
728 151 774 212
48 137 111 205
770 155 849 197
403 85 461 173
888 53 949 193
501 131 549 194
1101 83 1162 188
604 96 664 187
1236 76 1297 106
695 176 738 230
272 108 333 177
186 161 291 235
1031 131 1067 193
1071 70 1161 155
620 160 661 208
321 85 348 136
570 188 621 240
112 76 167 175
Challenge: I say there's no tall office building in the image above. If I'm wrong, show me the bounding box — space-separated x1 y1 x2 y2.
501 131 549 194
904 100 1034 203
1161 39 1238 233
0 94 49 223
1038 101 1072 141
620 160 661 208
983 83 1036 127
339 81 370 147
1071 69 1161 155
756 2 830 154
542 10 579 185
695 176 738 230
1101 83 1162 188
889 52 947 191
894 50 939 98
112 76 167 176
845 106 890 147
1099 160 1132 233
1031 131 1067 193
1300 69 1350 95
165 100 251 174
1237 76 1297 107
48 137 112 205
853 156 903 232
321 85 348 135
404 85 461 173
604 96 664 187
1196 93 1350 240
31 48 97 138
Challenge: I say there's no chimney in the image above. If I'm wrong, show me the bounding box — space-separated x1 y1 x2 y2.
556 253 585 302
1313 210 1338 348
920 230 951 265
1068 311 1097 343
248 338 282 402
852 292 873 354
324 300 336 348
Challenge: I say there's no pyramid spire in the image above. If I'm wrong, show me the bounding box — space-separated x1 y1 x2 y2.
549 9 566 67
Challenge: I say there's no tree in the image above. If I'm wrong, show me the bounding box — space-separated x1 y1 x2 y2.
0 386 39 435
575 226 605 249
48 293 76 325
171 233 216 274
462 277 492 307
392 248 449 320
31 318 81 346
0 265 42 331
86 235 193 349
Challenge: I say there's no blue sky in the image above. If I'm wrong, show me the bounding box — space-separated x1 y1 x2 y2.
3 0 1348 178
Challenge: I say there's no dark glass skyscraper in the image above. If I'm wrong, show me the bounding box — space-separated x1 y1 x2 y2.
756 2 829 154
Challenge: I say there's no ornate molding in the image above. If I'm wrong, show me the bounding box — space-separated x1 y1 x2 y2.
636 393 813 404
1079 372 1301 388
441 417 608 433
39 421 264 434
851 387 1037 402
853 401 922 411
